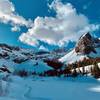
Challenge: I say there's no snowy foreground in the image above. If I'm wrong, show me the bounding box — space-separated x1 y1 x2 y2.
0 76 100 100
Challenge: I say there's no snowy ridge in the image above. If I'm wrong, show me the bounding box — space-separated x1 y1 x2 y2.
0 44 54 74
59 49 88 64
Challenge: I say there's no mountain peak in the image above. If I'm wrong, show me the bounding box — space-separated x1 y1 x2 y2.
79 32 92 41
59 32 100 64
75 32 100 54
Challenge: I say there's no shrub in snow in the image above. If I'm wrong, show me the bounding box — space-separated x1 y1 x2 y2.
91 62 100 78
44 59 63 69
63 66 72 77
71 69 78 78
16 70 28 77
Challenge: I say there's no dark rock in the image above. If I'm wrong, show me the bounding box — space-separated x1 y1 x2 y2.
75 32 100 54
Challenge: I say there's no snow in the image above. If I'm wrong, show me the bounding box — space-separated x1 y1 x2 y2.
90 86 100 92
14 60 53 73
0 45 57 74
59 47 100 64
0 41 100 100
0 58 53 74
39 46 49 52
59 49 88 64
0 59 15 73
0 76 100 100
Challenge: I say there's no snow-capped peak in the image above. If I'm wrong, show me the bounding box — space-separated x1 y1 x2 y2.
59 32 100 64
39 45 49 52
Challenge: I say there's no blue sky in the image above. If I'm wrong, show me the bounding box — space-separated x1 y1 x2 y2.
0 0 51 47
0 0 100 49
0 0 54 47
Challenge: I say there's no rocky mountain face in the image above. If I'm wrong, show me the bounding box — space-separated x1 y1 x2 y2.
75 32 100 55
59 32 100 64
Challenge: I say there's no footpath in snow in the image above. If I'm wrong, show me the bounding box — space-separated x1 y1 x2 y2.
0 76 100 100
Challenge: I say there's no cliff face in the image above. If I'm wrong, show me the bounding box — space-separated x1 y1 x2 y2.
75 32 100 55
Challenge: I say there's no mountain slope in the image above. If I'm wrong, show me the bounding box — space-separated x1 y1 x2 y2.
0 44 54 74
59 32 100 64
59 49 88 64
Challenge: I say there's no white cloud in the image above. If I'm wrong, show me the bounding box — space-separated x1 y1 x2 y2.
0 0 32 31
20 0 97 47
11 26 21 32
19 32 39 46
0 0 99 47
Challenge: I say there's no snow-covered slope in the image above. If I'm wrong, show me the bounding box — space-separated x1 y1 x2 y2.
59 49 88 64
1 76 100 100
14 60 53 73
0 44 54 74
0 58 53 74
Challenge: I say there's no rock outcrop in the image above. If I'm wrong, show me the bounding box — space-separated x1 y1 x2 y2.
75 32 100 54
